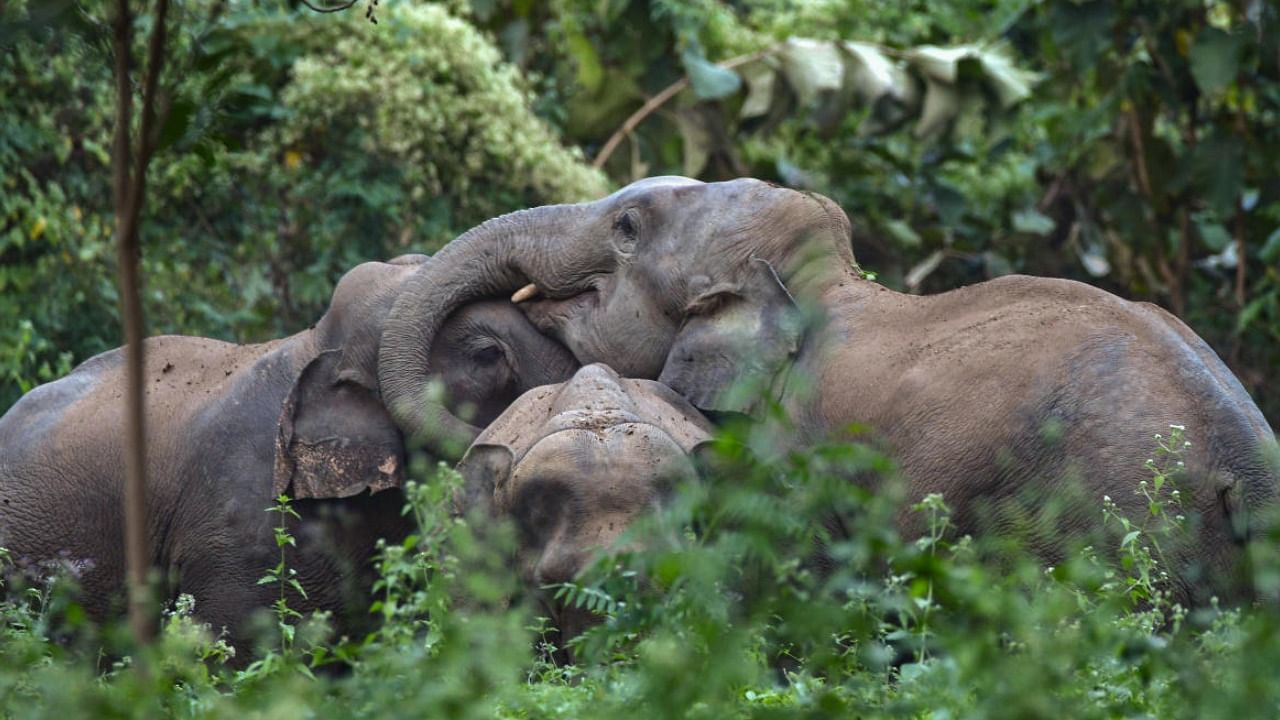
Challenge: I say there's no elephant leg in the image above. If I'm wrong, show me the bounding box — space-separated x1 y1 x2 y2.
171 539 279 657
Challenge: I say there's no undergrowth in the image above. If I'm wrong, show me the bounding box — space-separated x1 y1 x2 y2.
1 423 1279 719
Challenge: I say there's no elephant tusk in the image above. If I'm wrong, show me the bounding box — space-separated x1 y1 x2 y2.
511 283 541 303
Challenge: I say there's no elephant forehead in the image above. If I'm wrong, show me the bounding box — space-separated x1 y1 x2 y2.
606 177 787 211
509 424 696 500
607 175 703 201
548 363 639 417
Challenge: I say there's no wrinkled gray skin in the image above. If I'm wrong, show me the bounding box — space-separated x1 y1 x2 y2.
456 363 712 645
384 177 1280 605
0 255 577 650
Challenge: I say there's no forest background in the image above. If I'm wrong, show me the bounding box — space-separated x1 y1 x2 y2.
2 0 1277 428
3 2 1280 717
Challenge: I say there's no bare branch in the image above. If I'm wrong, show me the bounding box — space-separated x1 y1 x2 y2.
111 0 172 650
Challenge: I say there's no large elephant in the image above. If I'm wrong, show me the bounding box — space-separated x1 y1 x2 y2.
456 363 712 644
379 177 1279 604
0 255 577 649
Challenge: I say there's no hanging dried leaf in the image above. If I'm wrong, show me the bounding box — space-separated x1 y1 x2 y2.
976 46 1038 107
913 78 961 139
906 45 973 84
594 34 1038 173
738 59 777 119
778 38 843 107
841 42 899 103
675 110 712 177
842 42 921 136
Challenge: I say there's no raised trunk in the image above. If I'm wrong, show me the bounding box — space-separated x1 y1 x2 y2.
378 203 600 459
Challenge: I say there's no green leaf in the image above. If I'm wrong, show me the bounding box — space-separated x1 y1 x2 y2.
778 38 844 107
984 251 1014 278
1012 208 1055 236
883 219 922 248
1237 292 1275 333
682 49 742 101
1193 132 1244 216
1189 28 1241 95
566 29 604 92
1260 227 1280 263
156 97 196 153
1194 216 1232 252
1121 530 1141 549
899 662 928 682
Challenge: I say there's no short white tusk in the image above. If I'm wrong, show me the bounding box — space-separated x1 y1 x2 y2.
511 283 540 303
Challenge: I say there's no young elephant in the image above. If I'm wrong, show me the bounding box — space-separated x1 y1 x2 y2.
455 363 713 642
0 254 578 651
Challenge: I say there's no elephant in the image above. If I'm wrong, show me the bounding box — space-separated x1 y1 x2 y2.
376 177 1280 605
0 254 578 651
455 363 713 644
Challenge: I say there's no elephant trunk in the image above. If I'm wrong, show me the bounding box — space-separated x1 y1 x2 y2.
378 203 599 458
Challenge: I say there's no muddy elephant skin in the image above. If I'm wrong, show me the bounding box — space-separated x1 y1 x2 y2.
390 177 1280 605
0 255 578 649
455 363 713 643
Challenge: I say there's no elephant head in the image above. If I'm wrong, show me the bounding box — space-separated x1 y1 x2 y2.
379 178 854 457
455 363 713 642
273 257 579 500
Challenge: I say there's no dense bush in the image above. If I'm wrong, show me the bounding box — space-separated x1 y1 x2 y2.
2 424 1279 718
3 0 1274 421
0 0 606 410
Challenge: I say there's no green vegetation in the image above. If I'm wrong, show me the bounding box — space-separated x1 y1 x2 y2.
2 0 1279 715
2 425 1280 718
0 0 605 409
4 0 1277 422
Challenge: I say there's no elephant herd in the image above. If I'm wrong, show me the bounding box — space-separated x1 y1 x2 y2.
1 177 1277 656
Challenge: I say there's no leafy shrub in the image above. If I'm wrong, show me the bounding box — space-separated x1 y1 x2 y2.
2 423 1279 718
0 1 606 412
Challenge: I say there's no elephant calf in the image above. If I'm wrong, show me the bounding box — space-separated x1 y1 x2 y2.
0 255 578 652
455 363 713 642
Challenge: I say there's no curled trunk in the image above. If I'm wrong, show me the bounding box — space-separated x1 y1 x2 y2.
378 203 601 458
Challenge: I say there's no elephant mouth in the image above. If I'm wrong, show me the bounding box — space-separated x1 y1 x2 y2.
518 287 599 337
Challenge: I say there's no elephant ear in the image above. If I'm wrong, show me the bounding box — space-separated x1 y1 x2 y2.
658 259 803 416
453 443 515 516
273 350 405 499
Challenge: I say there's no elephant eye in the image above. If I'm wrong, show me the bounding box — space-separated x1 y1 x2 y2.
515 481 568 545
471 344 504 366
613 208 641 253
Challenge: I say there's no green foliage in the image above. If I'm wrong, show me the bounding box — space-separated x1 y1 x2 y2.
254 495 308 664
2 422 1280 717
3 0 1274 425
0 0 606 412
